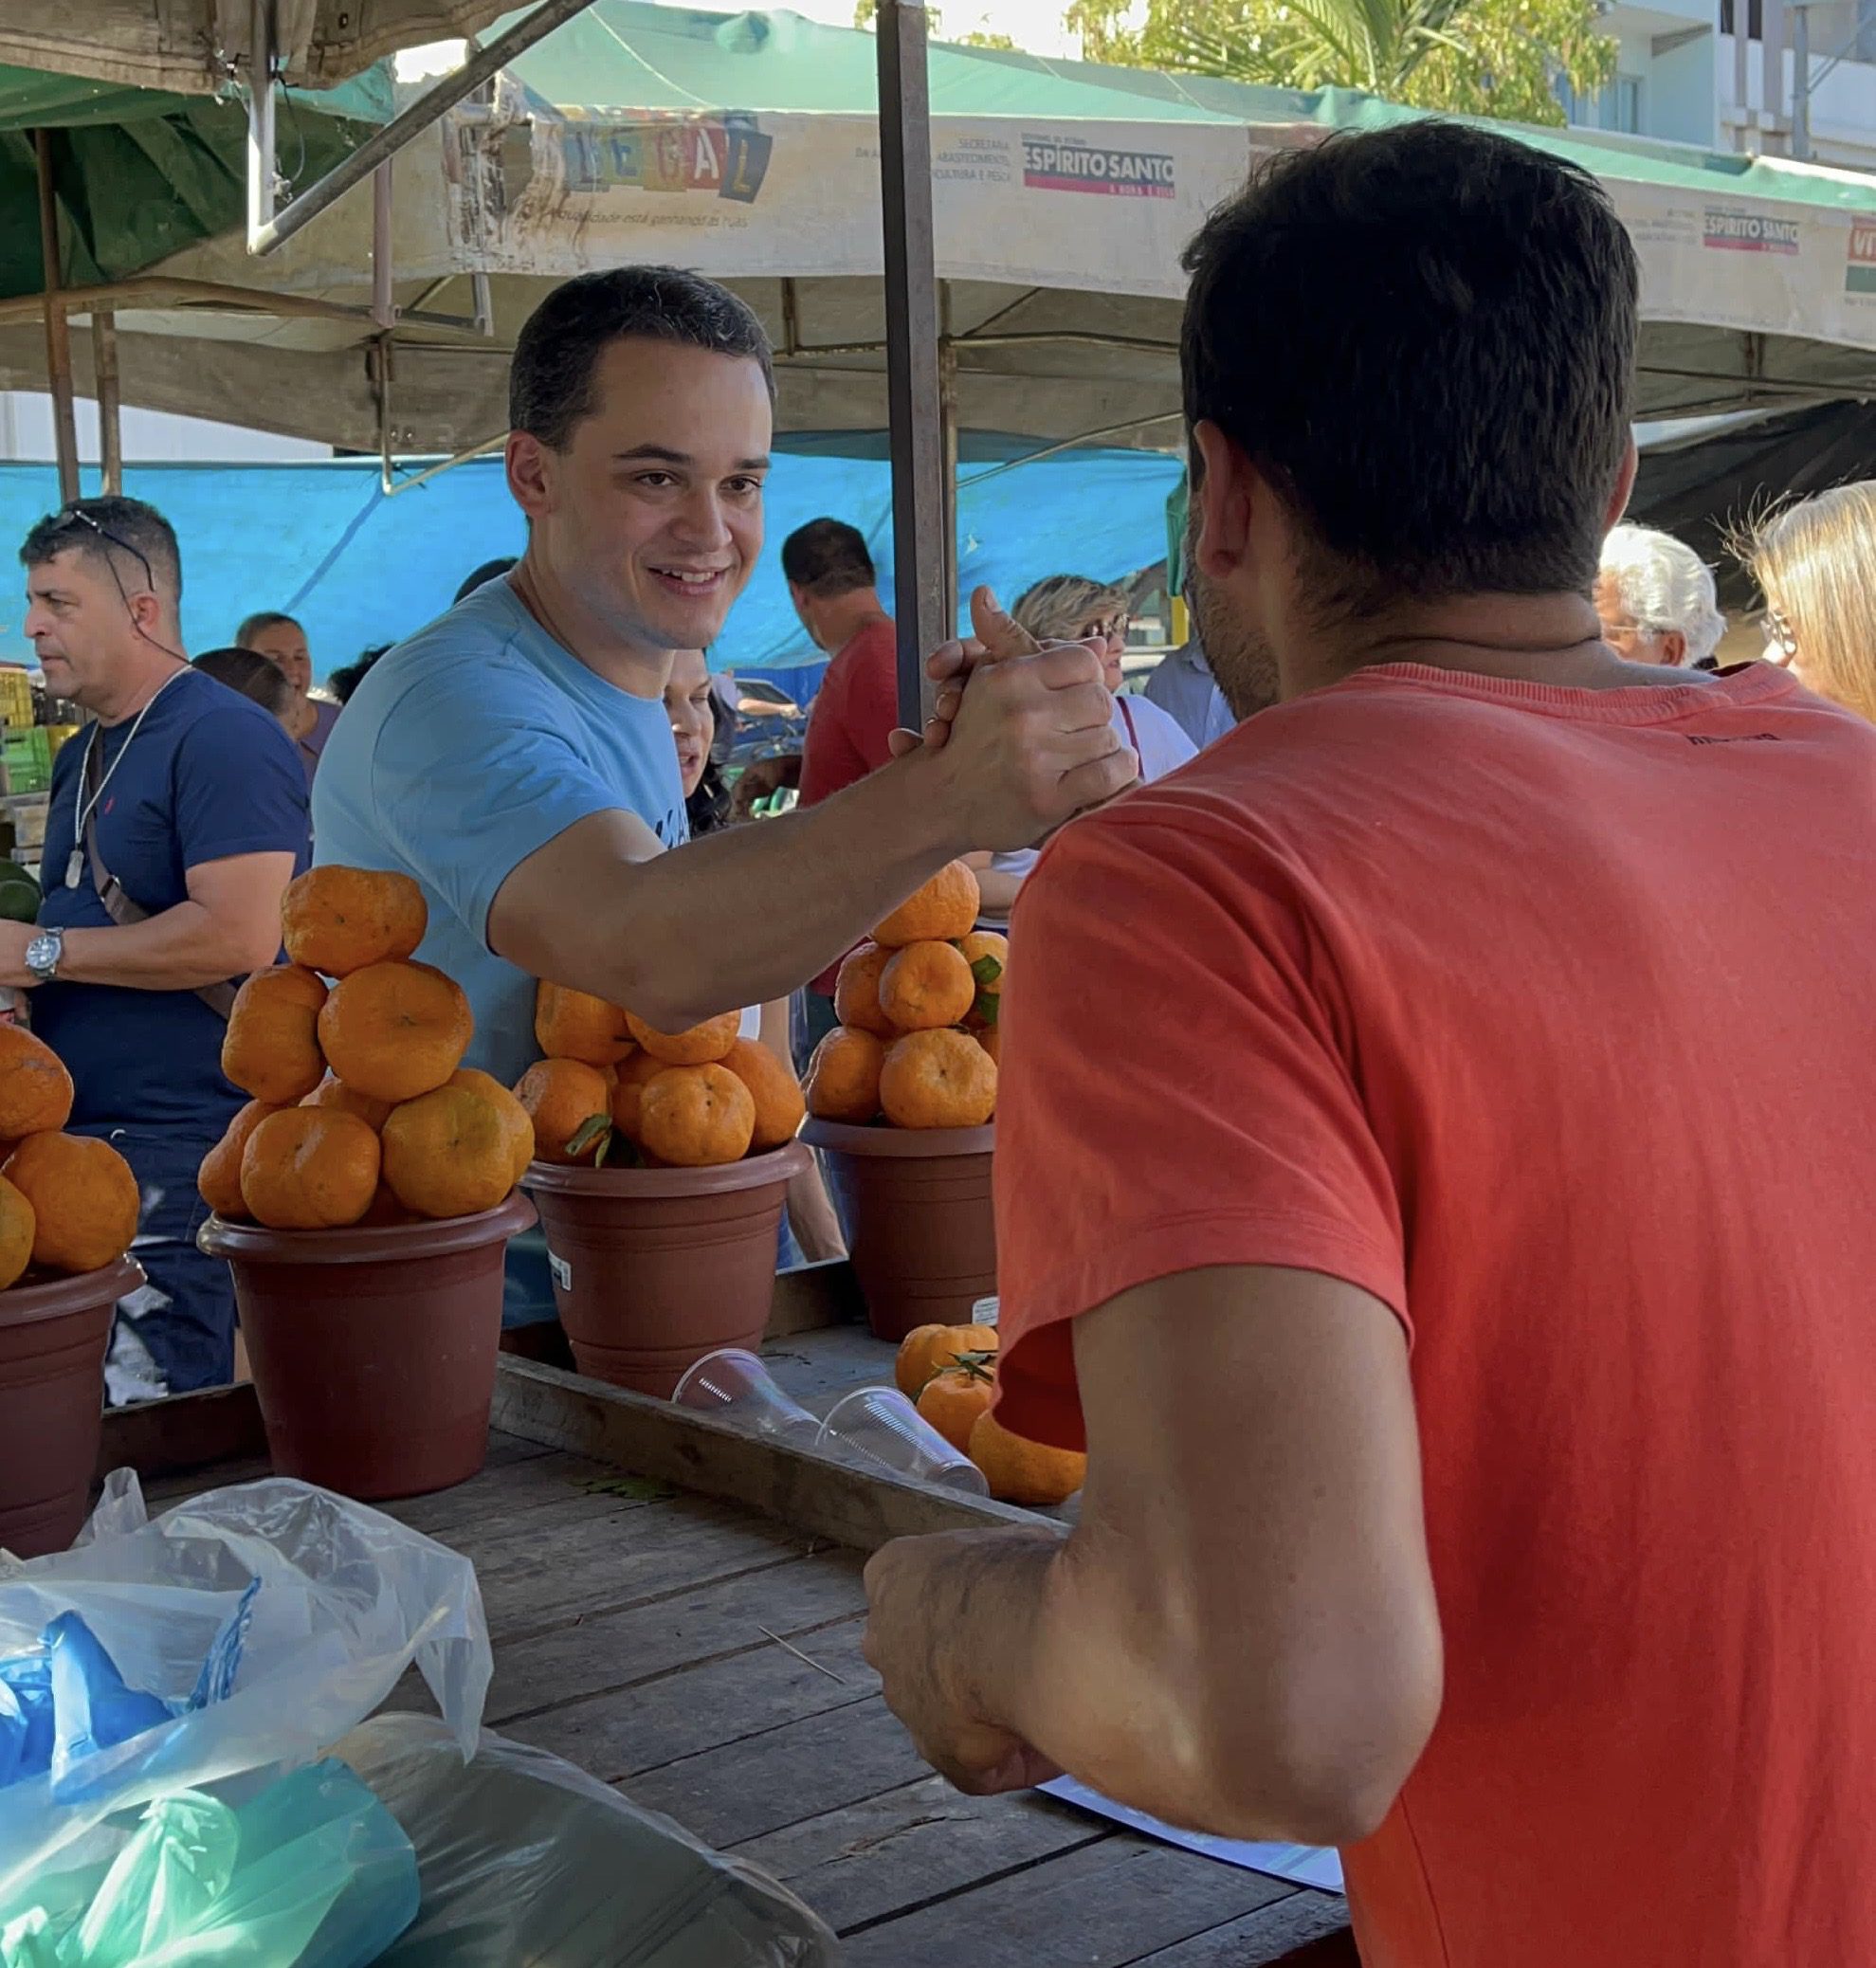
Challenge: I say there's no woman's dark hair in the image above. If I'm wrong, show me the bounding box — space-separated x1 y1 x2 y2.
1181 120 1638 615
191 646 296 720
510 266 774 452
327 645 391 705
455 556 518 603
685 688 734 836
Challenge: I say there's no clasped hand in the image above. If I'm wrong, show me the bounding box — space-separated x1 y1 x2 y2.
891 588 1140 852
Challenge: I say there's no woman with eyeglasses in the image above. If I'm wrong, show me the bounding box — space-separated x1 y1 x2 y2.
970 574 1198 924
1740 483 1876 720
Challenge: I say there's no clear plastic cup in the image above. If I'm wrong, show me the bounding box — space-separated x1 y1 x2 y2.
815 1387 991 1494
671 1348 822 1445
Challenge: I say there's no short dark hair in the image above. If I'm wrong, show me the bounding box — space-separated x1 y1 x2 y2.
1181 122 1638 611
454 556 517 603
191 646 297 719
510 267 774 451
327 645 391 705
21 496 182 602
781 519 875 598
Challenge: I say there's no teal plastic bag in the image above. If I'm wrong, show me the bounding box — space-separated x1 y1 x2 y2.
0 1474 487 1901
0 1761 418 1968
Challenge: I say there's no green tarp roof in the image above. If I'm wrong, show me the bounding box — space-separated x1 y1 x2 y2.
0 63 389 300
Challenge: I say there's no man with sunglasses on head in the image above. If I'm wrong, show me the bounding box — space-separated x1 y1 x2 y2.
12 498 308 1402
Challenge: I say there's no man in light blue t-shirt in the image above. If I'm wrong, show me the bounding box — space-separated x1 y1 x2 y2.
314 266 1136 1321
317 574 690 1083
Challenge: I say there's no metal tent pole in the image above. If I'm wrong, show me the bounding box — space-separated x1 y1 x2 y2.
32 131 80 505
875 0 945 728
246 0 598 255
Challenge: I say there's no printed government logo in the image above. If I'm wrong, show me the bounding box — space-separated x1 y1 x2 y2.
1703 208 1800 254
1023 135 1175 198
563 113 772 205
1849 221 1876 294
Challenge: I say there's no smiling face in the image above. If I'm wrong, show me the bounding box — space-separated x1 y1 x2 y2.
508 337 771 665
246 619 313 695
664 647 716 795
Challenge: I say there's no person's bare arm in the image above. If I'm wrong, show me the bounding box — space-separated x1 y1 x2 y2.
864 1266 1444 1846
961 850 1024 919
758 997 844 1261
487 646 1130 1031
0 851 298 993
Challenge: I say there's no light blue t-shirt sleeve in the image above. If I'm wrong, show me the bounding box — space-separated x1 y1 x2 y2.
365 658 628 947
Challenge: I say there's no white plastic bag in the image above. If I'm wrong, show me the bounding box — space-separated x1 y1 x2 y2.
0 1472 490 1901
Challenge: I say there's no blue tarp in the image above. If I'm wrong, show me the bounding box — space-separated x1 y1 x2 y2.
0 435 1183 685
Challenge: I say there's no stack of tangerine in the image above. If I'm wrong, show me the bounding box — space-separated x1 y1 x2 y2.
806 860 1004 1131
0 1030 138 1292
894 1320 1084 1505
516 984 806 1170
198 866 534 1230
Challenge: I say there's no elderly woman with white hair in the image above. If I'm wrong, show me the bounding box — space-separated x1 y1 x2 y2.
1595 524 1727 668
970 573 1198 923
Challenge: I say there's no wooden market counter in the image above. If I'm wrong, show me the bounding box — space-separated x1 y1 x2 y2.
98 1313 1357 1968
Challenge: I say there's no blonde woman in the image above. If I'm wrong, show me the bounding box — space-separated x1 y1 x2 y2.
972 574 1197 921
1740 483 1876 720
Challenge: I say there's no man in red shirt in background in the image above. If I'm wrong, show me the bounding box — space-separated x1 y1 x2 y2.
788 517 901 1046
789 519 899 805
863 122 1876 1965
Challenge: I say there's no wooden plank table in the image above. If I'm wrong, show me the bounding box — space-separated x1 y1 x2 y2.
106 1335 1356 1964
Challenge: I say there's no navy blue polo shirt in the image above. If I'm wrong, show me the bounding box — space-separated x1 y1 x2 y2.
34 669 309 1132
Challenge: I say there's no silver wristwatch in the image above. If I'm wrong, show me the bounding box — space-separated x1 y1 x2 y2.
24 928 63 983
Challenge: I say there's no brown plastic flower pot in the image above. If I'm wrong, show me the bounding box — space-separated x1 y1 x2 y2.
798 1120 995 1342
198 1194 536 1502
0 1258 141 1558
524 1144 809 1396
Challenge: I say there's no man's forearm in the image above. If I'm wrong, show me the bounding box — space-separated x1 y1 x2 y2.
883 1522 1391 1847
53 904 270 993
582 753 958 1029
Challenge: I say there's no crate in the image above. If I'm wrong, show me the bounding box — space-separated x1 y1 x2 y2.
1 796 46 850
0 667 33 732
4 729 50 796
43 722 81 758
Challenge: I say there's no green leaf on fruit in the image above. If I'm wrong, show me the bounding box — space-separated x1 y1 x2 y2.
970 955 1004 988
566 1112 612 1161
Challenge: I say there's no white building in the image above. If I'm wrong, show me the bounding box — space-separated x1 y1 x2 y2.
1574 0 1876 171
0 394 329 468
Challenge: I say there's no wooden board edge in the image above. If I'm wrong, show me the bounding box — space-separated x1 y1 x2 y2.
96 1381 267 1485
491 1356 1050 1553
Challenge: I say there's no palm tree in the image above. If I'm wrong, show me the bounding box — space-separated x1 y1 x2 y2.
1166 0 1477 96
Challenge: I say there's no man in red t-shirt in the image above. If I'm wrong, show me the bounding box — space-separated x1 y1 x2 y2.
789 518 900 808
862 123 1876 1965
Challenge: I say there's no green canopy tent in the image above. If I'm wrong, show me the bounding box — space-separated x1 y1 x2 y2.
0 59 384 495
4 3 1876 466
0 64 386 301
